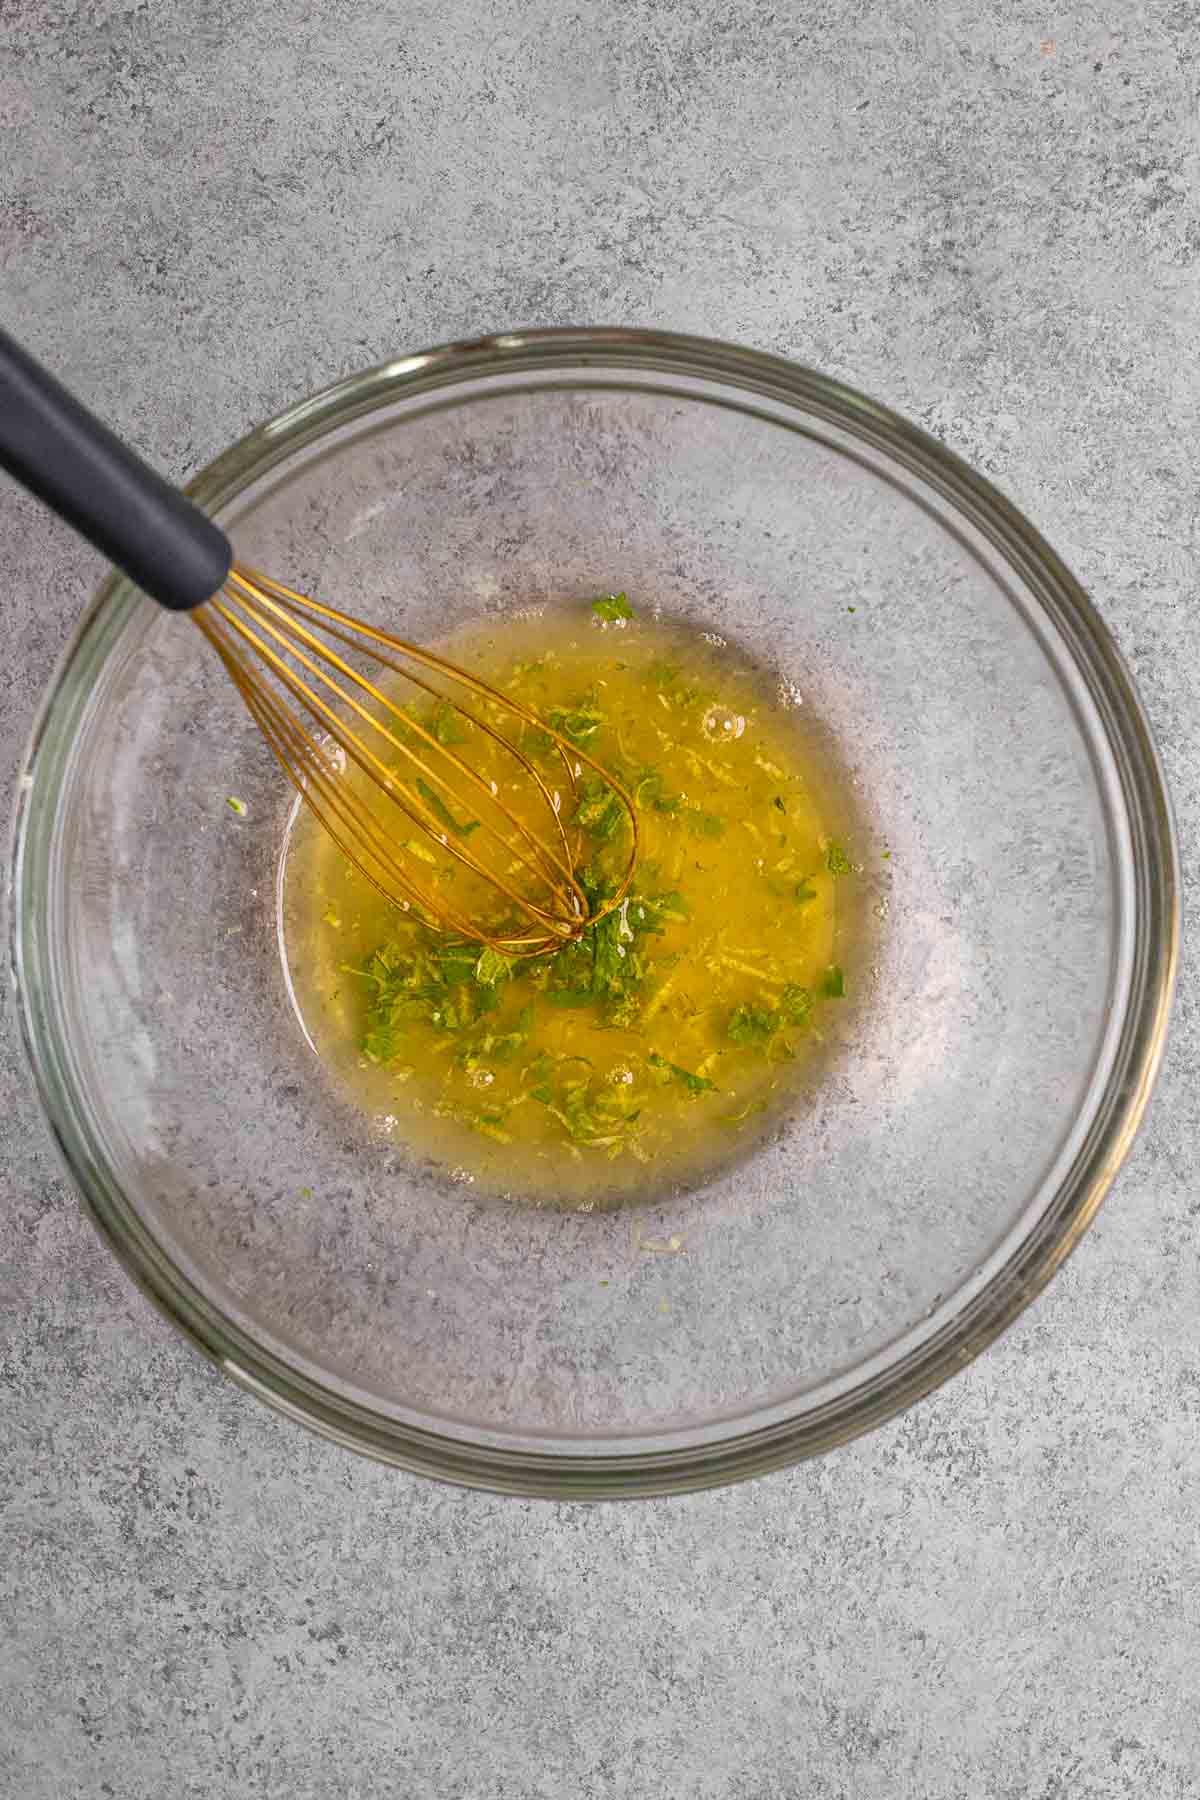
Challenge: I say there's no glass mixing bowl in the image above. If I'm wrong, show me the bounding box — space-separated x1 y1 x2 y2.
10 329 1178 1497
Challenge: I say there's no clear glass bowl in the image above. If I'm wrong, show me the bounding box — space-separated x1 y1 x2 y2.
9 329 1179 1497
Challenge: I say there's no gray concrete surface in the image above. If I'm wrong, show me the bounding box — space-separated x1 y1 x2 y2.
2 2 1199 1794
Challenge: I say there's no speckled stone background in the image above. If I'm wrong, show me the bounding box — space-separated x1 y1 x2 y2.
2 4 1198 1795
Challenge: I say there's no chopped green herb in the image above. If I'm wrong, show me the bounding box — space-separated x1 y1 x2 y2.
825 841 852 876
727 1001 778 1044
589 904 636 1004
821 964 846 998
474 947 514 987
545 696 604 746
591 592 634 623
521 723 557 759
353 933 510 1062
632 890 689 931
432 941 483 986
414 777 480 839
571 778 626 841
225 795 247 816
526 1052 645 1150
536 874 688 1026
633 769 684 815
458 1006 532 1070
435 1098 514 1142
773 795 787 814
780 984 813 1026
647 1051 716 1094
794 880 818 904
431 703 466 746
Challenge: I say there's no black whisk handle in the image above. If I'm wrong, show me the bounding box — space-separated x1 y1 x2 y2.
0 325 232 611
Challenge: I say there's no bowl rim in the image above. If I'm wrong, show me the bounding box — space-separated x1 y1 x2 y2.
8 325 1181 1497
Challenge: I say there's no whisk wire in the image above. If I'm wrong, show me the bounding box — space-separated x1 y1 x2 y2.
224 572 585 908
236 570 607 873
206 588 584 937
215 619 570 950
194 565 638 955
204 619 455 931
199 608 533 943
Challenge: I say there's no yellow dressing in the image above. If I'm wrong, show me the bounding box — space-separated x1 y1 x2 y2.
279 602 857 1208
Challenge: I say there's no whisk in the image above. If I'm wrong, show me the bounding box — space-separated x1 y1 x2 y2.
0 328 636 956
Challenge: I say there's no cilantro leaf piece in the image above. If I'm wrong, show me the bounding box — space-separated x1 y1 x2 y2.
821 964 846 998
780 984 813 1026
647 1051 715 1094
589 905 632 1002
633 769 684 815
537 873 688 1027
794 880 818 904
431 942 480 986
632 890 689 932
356 931 518 1062
474 947 514 987
521 723 556 760
431 702 466 746
571 778 626 841
591 592 634 623
414 777 480 839
727 1002 777 1044
435 1099 513 1142
825 841 851 876
458 1006 533 1071
545 697 604 746
525 1052 644 1149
